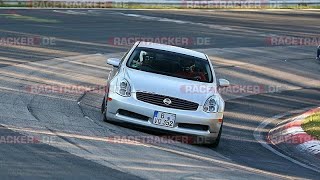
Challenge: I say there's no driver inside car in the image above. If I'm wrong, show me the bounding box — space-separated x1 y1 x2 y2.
177 59 206 81
139 51 156 71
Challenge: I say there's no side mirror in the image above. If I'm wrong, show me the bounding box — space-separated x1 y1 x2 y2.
107 58 120 67
218 79 230 88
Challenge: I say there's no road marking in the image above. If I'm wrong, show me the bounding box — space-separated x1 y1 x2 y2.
114 12 233 31
0 29 114 48
106 11 275 36
281 126 305 136
1 124 149 147
0 13 59 23
53 10 88 15
139 140 298 179
75 88 297 178
254 109 320 173
297 140 320 155
55 57 112 71
77 108 297 178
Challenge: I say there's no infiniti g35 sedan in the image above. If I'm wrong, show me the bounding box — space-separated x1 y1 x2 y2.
101 41 230 147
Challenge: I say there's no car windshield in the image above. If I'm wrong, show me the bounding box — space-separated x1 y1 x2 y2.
126 47 213 83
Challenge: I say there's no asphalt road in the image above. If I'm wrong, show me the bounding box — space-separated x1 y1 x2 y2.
0 9 319 179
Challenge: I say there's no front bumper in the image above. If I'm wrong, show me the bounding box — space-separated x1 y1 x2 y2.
106 92 223 140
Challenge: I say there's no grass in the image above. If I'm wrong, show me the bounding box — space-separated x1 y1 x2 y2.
302 111 320 140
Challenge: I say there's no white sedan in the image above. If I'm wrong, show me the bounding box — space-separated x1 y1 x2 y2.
101 41 229 147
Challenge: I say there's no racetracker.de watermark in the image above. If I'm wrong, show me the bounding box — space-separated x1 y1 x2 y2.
26 84 283 95
0 36 56 46
0 135 55 144
108 37 211 46
180 84 283 94
105 135 214 144
266 36 320 46
268 134 318 145
181 0 275 8
26 85 106 95
26 0 287 9
27 1 128 8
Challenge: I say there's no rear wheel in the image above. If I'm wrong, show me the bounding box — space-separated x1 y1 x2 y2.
101 97 108 122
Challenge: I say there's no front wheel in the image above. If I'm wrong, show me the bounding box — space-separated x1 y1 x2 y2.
101 97 108 122
209 125 222 148
101 97 106 113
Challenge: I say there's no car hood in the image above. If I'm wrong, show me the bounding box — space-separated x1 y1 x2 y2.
124 68 217 104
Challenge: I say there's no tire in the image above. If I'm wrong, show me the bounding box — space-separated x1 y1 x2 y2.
101 97 108 122
101 96 106 113
210 125 222 148
317 45 320 60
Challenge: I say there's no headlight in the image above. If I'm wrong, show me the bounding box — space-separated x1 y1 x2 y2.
203 95 220 113
116 79 131 97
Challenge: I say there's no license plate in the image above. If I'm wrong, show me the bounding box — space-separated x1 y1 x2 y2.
153 111 176 128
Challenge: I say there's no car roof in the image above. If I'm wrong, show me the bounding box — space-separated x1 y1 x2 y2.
137 41 207 60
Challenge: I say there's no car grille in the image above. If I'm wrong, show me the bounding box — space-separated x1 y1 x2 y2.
136 92 199 111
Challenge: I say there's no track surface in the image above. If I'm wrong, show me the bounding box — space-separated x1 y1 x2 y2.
0 9 319 179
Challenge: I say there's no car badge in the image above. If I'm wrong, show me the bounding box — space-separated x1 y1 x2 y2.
163 98 172 105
